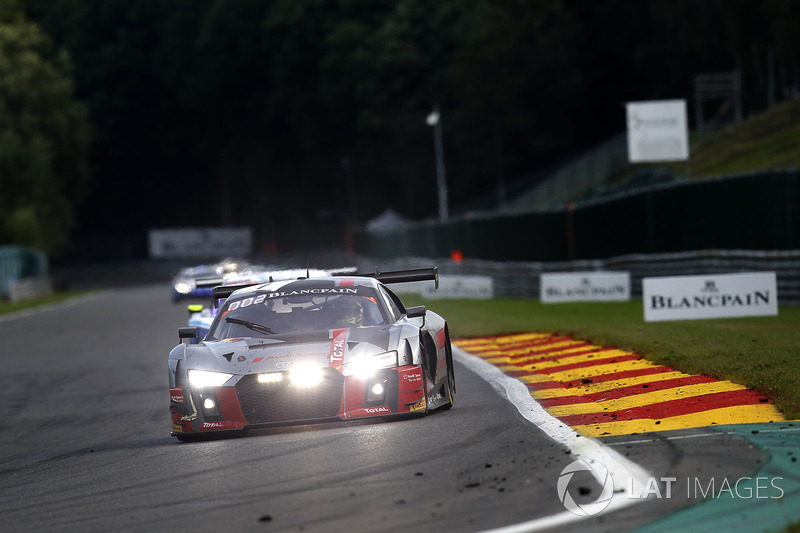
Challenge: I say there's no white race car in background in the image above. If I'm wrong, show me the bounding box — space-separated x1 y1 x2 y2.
184 265 357 340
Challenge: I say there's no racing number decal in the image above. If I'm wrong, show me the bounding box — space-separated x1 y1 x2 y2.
222 294 267 317
329 328 348 370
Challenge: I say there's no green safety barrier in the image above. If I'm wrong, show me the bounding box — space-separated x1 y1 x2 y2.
0 246 48 298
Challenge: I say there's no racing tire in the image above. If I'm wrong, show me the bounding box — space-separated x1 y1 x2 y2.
418 365 431 415
440 329 456 410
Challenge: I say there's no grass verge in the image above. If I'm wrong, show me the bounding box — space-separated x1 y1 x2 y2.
0 291 94 316
407 296 800 420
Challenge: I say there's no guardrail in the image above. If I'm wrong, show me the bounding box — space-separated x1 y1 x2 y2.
47 249 800 306
354 249 800 305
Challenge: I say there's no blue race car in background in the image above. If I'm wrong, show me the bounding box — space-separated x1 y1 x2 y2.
171 258 250 301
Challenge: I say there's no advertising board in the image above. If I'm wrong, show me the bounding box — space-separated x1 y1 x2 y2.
626 100 689 162
148 227 252 258
393 275 493 299
540 272 630 303
643 272 778 321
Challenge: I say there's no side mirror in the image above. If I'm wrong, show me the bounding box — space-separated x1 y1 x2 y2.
178 327 198 344
406 305 426 319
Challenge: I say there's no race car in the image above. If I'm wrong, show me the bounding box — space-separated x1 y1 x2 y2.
168 267 455 440
171 258 250 301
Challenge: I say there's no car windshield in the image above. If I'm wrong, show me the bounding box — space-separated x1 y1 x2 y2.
207 287 389 340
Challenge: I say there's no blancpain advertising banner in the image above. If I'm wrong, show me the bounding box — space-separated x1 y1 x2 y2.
540 272 630 303
149 227 252 258
626 99 689 162
643 272 778 322
394 275 493 299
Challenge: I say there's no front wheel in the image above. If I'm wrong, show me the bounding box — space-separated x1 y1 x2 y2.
441 332 455 410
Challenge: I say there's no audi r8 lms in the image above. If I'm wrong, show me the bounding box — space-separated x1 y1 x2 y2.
168 268 455 440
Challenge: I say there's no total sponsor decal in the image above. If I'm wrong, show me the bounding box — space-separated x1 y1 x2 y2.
329 328 347 370
199 421 243 431
350 406 392 418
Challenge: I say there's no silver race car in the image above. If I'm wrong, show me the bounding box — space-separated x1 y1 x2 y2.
169 268 455 440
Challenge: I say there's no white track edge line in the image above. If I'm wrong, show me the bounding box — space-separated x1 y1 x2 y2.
453 345 652 532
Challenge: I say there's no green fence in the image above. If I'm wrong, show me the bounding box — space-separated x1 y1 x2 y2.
0 246 48 298
356 170 800 261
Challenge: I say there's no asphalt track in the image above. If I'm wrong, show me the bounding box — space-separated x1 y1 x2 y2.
0 285 793 532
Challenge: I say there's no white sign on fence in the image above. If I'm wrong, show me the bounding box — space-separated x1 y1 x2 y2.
540 271 630 303
148 227 252 258
422 275 493 299
626 99 689 162
393 275 493 299
643 272 778 322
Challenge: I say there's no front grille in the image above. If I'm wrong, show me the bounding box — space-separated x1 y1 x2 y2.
235 369 344 424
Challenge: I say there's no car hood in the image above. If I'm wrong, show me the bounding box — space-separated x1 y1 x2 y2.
185 326 402 376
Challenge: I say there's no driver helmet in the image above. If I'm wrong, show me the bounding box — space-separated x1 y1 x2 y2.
334 298 363 327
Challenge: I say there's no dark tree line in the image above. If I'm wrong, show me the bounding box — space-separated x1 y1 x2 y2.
15 0 800 259
0 0 91 256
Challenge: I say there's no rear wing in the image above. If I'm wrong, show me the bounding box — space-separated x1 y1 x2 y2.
195 278 224 289
212 283 259 305
356 267 439 290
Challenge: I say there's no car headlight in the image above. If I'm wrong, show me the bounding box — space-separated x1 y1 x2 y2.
174 281 193 295
345 350 398 378
188 369 233 388
289 364 324 387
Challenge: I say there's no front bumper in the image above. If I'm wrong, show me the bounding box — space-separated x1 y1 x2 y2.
170 365 427 436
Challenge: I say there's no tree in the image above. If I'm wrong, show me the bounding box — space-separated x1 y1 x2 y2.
0 0 91 256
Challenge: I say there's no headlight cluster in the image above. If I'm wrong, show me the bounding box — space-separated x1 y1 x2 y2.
189 351 398 392
289 364 324 387
256 364 324 387
174 281 192 295
188 369 233 388
344 350 398 378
